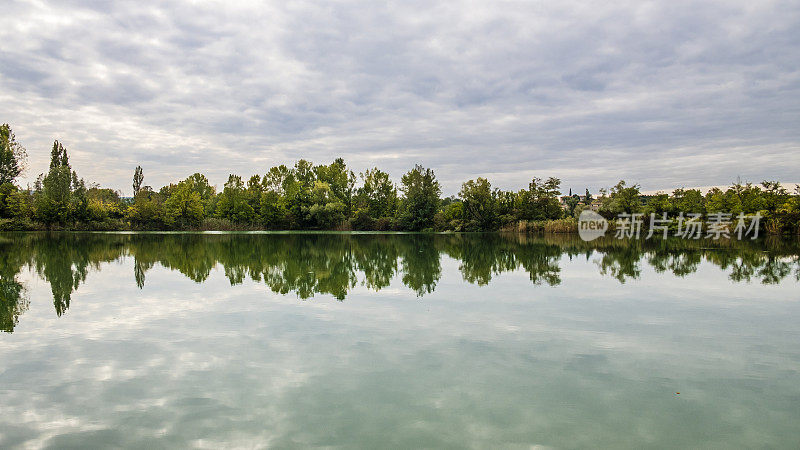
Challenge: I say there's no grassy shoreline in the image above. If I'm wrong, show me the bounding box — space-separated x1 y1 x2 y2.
3 216 798 235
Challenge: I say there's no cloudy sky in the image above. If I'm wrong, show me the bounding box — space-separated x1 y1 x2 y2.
2 0 799 196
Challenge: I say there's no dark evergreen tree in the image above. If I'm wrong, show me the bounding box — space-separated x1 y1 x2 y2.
133 166 144 196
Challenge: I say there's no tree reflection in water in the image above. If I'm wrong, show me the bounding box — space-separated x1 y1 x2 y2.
0 232 798 332
0 237 29 333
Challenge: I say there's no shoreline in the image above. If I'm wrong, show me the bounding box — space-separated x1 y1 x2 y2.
3 218 797 236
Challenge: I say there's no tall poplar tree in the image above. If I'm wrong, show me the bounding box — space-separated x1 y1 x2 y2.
133 166 144 196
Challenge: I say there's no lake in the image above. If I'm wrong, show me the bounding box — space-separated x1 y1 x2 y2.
1 232 799 448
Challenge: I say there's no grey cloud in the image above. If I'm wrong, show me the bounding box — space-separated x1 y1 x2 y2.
0 0 798 195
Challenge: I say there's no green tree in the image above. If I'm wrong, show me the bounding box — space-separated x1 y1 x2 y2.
671 188 704 214
4 188 34 221
0 183 16 218
778 185 800 234
246 175 263 221
216 174 256 223
259 190 288 229
181 173 216 216
459 177 498 230
599 180 641 217
314 158 355 216
494 190 516 225
70 171 89 222
0 124 27 185
356 168 398 220
259 167 291 228
293 159 316 191
440 201 464 230
308 181 346 228
125 187 165 229
263 164 291 195
643 193 672 216
398 165 441 231
283 160 316 227
760 180 788 214
34 141 80 225
515 177 562 221
732 180 765 214
86 186 124 222
705 187 742 214
164 182 204 228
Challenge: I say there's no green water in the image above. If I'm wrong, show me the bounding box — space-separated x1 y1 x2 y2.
1 232 799 448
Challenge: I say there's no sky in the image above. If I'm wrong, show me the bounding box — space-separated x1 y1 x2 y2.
1 0 799 196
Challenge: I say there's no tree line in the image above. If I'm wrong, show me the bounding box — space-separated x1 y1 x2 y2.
1 124 799 233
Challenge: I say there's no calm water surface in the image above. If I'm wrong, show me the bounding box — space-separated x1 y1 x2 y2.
1 232 799 448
